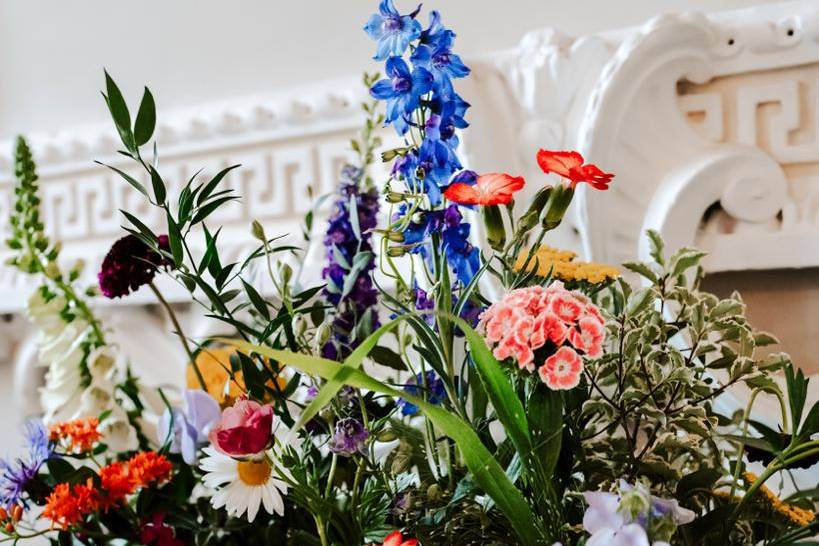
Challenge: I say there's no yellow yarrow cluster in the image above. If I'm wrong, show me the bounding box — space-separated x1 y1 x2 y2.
743 472 816 527
514 245 619 284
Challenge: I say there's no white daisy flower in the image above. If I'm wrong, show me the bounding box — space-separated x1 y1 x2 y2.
199 446 290 522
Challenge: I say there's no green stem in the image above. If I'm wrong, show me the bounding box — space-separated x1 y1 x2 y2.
149 281 207 391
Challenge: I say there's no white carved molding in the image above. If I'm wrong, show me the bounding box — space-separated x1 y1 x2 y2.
0 77 389 313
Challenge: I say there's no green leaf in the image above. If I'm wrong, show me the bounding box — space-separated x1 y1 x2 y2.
785 364 809 435
178 185 194 224
457 318 533 464
133 87 156 147
220 337 548 546
621 261 658 283
798 400 819 440
367 346 406 371
103 70 135 152
341 252 374 298
676 467 721 498
166 210 184 266
96 161 147 197
669 247 707 277
197 165 240 206
646 229 665 265
625 287 654 317
120 210 158 242
527 384 563 482
148 165 167 204
191 195 238 225
242 279 270 321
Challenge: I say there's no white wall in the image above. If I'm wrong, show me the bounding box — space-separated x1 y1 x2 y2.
0 0 782 140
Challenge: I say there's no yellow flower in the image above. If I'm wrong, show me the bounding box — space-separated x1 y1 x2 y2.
187 346 286 408
743 472 815 527
513 245 618 284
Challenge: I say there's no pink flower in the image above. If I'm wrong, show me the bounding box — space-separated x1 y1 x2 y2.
538 346 583 390
531 312 568 348
484 305 526 343
493 335 535 371
208 398 273 457
550 292 583 323
568 316 605 358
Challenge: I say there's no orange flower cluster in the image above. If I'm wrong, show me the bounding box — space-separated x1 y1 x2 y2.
42 481 99 530
43 451 173 530
128 451 173 486
49 418 103 453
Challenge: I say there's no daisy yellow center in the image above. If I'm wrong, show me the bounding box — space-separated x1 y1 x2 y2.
237 460 272 486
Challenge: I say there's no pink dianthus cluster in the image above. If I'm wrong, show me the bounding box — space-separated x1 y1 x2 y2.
479 282 605 390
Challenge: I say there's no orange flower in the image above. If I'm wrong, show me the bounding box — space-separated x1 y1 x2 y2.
49 418 102 453
43 481 100 530
99 461 137 510
188 346 286 407
536 150 613 190
127 451 173 488
443 172 525 206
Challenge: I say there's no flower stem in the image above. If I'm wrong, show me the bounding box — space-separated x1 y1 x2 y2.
149 281 207 391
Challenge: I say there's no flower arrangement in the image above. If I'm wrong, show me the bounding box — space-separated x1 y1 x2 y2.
2 2 818 545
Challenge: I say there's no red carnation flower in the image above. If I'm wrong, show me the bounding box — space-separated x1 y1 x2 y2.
444 172 525 205
98 234 172 298
536 150 613 190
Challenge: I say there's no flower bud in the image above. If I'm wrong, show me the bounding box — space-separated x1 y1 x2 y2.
315 321 333 348
251 220 266 242
482 205 506 252
278 262 293 286
386 192 407 204
387 246 407 257
515 187 553 237
542 185 574 230
44 261 61 280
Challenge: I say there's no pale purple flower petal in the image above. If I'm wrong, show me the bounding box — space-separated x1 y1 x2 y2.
583 491 625 534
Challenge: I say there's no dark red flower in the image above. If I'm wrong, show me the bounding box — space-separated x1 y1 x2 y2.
98 234 171 298
536 150 613 190
141 513 184 546
443 172 525 205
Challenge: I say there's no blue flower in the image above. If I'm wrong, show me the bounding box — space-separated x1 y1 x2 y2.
398 371 446 416
441 206 480 285
411 38 470 95
429 90 470 137
370 57 433 135
395 205 480 285
419 10 455 48
0 420 52 510
364 0 422 60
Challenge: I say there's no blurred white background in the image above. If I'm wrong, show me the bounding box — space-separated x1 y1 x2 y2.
0 0 780 139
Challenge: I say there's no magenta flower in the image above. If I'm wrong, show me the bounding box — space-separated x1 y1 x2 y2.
208 398 273 457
